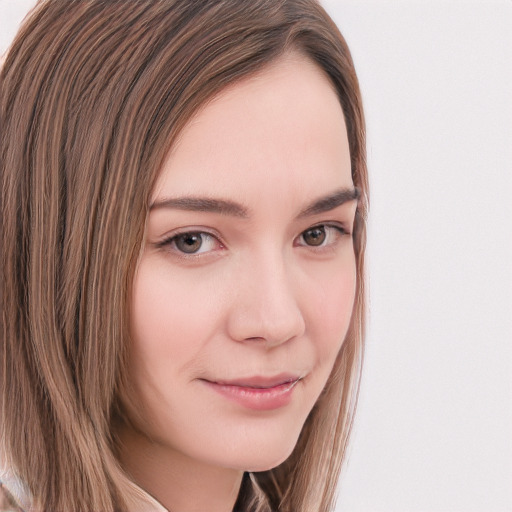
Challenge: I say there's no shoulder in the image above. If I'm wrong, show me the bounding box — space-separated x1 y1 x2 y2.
0 465 29 512
0 483 24 512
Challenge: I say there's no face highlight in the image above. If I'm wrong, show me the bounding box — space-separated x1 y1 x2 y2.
125 53 358 475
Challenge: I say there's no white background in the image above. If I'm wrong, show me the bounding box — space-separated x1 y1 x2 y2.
1 2 511 511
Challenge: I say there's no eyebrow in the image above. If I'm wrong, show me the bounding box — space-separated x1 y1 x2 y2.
149 186 359 218
150 196 249 217
297 187 360 218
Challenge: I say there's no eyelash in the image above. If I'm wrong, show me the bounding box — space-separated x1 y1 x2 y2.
295 224 349 249
156 230 224 257
156 223 350 259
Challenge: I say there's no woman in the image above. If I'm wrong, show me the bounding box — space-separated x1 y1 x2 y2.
0 1 368 511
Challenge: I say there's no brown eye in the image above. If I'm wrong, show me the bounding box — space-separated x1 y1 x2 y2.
174 232 203 253
159 230 222 257
302 226 326 246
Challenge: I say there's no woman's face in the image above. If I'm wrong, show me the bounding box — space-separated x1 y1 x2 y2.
127 53 357 472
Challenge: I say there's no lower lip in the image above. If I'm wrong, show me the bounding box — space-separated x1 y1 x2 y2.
203 379 300 411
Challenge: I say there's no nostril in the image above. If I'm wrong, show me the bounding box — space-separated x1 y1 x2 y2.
228 304 306 348
226 261 306 346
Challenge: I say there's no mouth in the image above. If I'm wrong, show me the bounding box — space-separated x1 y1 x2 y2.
212 374 302 389
200 374 303 411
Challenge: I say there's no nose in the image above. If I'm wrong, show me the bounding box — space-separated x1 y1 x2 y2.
226 251 306 348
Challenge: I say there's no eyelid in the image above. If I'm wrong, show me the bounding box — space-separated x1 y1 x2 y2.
294 222 351 248
303 221 351 236
155 227 226 258
152 220 352 259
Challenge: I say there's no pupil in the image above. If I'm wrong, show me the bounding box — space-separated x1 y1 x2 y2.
304 226 326 246
176 233 202 253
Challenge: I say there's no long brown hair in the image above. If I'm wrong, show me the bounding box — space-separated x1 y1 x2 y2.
0 1 368 510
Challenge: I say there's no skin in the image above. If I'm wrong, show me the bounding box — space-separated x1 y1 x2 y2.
118 52 358 512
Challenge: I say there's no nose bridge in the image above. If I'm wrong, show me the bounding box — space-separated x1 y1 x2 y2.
227 245 306 346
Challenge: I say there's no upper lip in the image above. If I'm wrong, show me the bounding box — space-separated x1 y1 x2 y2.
205 373 302 389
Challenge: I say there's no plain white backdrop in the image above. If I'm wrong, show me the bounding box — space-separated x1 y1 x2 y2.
1 2 511 511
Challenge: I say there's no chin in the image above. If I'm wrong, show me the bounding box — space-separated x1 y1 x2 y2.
222 427 302 473
244 452 294 473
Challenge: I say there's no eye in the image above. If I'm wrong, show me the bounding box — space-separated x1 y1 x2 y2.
302 226 327 246
159 231 222 255
296 224 347 248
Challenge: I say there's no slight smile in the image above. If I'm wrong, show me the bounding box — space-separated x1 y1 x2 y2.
200 375 303 411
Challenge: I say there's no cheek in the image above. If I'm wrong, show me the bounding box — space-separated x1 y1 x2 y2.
130 259 221 366
303 254 357 361
127 258 227 431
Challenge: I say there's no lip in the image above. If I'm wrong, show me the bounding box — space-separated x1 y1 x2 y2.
201 374 302 411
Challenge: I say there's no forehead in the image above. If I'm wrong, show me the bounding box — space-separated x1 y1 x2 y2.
153 52 352 208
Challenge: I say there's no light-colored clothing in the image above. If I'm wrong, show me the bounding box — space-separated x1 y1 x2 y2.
0 471 168 512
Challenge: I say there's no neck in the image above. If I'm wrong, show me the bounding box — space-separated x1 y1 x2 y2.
117 423 243 512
